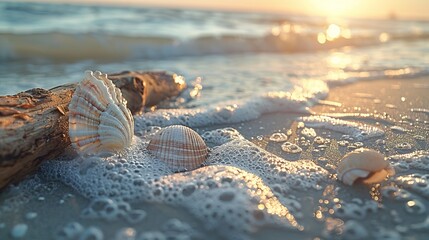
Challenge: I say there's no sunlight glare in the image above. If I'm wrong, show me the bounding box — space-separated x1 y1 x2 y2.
326 24 341 41
272 23 304 37
318 24 347 44
379 32 390 42
327 52 351 69
317 32 326 44
271 26 281 36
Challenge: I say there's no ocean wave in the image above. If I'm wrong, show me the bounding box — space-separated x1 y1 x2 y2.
2 30 428 62
0 32 176 62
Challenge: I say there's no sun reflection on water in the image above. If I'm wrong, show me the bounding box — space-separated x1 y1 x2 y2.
326 24 341 40
318 23 352 44
327 52 352 69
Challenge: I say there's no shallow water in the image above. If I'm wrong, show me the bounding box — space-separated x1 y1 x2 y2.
1 2 429 240
1 2 429 99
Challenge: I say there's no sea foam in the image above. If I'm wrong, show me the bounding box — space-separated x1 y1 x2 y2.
135 85 328 130
40 128 328 239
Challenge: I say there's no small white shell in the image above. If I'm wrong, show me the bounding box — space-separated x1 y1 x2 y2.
337 148 395 185
147 125 208 172
69 70 134 155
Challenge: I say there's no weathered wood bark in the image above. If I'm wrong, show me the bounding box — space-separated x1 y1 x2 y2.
0 71 186 189
108 71 186 113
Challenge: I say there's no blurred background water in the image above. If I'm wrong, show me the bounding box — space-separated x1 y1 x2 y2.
0 1 428 106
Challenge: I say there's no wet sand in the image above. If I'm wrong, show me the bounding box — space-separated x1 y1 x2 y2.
1 77 428 240
313 77 429 123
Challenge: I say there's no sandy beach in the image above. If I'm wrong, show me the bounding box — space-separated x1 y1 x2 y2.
1 76 428 239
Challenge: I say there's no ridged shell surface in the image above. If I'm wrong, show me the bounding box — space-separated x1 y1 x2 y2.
69 70 134 155
337 148 395 185
147 125 208 172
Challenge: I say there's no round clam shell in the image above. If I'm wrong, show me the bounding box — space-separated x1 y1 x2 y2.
337 148 395 185
69 70 134 155
147 125 208 172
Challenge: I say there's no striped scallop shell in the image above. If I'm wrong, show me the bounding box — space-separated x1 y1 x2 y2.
147 125 208 172
69 70 134 155
337 148 395 185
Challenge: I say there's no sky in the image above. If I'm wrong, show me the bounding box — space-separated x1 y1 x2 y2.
16 0 429 20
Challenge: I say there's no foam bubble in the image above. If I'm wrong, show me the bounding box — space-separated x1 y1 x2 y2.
314 136 325 145
300 128 317 138
300 116 385 141
41 129 330 239
201 127 244 145
125 209 147 224
80 227 103 240
80 197 145 223
10 223 28 239
269 133 288 142
56 222 84 240
161 218 200 239
280 142 303 154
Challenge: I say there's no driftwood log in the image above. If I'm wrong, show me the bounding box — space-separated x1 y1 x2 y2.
0 71 186 189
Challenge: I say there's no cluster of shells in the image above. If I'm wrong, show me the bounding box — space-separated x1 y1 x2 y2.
69 71 208 172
